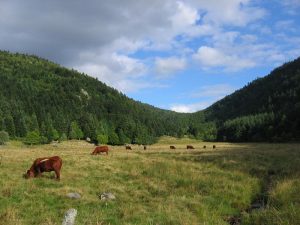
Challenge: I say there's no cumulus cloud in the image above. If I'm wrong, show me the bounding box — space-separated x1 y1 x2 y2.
154 57 187 77
171 83 236 112
280 0 300 8
190 84 235 98
0 0 203 92
75 52 147 92
171 1 199 28
190 0 266 26
193 46 255 70
0 1 266 73
170 102 212 113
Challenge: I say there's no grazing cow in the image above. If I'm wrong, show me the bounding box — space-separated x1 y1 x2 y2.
25 156 62 180
170 145 176 149
187 145 194 149
125 145 132 150
143 145 147 150
203 145 206 149
91 146 109 155
213 145 216 149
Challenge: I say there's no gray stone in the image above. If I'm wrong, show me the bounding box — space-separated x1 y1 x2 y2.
251 203 263 209
99 192 116 201
62 208 77 225
66 192 81 199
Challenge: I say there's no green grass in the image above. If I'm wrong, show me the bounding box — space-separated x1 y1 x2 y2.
0 140 299 225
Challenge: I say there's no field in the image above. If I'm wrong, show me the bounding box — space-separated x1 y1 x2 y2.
0 138 299 225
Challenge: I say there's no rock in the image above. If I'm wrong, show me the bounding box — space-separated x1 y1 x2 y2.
66 192 81 199
62 208 77 225
251 202 264 209
99 192 116 201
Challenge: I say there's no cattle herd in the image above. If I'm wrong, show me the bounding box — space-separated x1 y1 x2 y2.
24 144 217 180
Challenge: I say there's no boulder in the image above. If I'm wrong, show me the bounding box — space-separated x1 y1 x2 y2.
62 208 77 225
66 192 81 199
99 192 116 201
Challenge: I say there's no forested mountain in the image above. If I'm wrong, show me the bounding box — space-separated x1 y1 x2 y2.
0 50 202 144
0 50 299 144
204 57 300 142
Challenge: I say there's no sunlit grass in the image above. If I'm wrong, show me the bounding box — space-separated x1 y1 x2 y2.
0 139 299 225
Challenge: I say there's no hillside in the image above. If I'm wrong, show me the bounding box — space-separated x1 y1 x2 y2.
0 51 199 144
204 57 300 142
1 50 299 143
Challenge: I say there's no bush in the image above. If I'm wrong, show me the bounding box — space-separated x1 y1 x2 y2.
97 134 108 145
0 131 9 145
59 133 67 142
23 131 41 145
108 132 119 145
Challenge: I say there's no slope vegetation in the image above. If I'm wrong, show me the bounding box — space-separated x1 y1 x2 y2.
0 51 195 144
204 58 300 142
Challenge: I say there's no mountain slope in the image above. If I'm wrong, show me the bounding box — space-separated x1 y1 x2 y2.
0 50 195 144
204 57 300 141
1 50 299 143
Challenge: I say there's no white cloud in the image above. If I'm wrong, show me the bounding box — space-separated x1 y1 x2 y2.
154 57 187 77
171 1 199 28
190 84 235 98
275 20 294 29
241 34 258 43
75 52 148 93
171 83 236 112
170 102 212 113
193 46 255 70
191 0 266 26
280 0 300 7
278 0 300 14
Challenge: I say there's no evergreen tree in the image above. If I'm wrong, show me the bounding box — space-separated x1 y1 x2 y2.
4 115 15 137
97 134 108 145
23 131 41 145
69 121 84 140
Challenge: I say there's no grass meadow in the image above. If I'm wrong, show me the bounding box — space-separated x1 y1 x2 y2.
0 137 299 225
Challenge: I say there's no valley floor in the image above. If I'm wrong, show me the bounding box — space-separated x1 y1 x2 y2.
0 140 299 225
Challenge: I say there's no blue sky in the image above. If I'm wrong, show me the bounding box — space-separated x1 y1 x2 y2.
1 0 300 112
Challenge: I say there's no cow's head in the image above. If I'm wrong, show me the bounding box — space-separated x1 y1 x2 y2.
24 170 34 179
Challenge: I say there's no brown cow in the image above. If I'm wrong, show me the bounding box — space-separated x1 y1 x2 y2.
213 145 216 149
91 146 109 155
125 145 132 150
25 156 62 180
203 145 206 149
170 145 176 149
143 145 147 150
187 145 194 149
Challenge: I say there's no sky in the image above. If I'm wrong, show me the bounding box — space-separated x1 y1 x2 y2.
0 0 300 112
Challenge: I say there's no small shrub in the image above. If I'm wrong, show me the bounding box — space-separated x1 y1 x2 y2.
23 131 41 145
108 132 119 145
59 133 67 142
97 134 108 145
0 131 9 145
